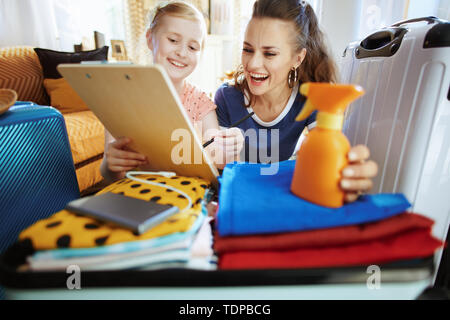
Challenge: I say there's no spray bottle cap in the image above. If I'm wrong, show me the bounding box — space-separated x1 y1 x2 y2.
296 83 364 130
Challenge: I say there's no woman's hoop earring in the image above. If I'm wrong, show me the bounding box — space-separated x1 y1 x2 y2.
288 67 298 88
236 64 246 84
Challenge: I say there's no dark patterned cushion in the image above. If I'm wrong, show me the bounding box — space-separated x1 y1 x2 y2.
34 46 109 79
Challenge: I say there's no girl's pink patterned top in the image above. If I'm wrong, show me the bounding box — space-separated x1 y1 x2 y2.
181 82 216 123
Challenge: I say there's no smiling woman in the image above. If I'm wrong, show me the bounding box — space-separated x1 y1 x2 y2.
214 0 378 203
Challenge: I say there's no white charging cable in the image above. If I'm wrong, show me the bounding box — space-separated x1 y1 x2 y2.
125 171 193 213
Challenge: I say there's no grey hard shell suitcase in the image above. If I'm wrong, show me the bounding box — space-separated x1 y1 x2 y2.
340 17 450 278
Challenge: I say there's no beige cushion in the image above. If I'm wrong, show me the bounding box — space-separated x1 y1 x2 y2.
44 78 90 114
63 110 105 165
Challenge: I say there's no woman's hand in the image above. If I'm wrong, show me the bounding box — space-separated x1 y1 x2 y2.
212 127 244 168
340 145 378 203
103 137 148 179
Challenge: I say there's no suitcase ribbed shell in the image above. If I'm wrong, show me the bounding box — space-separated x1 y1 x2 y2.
0 103 80 254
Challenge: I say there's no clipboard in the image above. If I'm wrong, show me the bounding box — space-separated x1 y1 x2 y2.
58 64 219 188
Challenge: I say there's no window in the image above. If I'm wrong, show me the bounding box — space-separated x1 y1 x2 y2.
0 0 125 52
55 0 125 53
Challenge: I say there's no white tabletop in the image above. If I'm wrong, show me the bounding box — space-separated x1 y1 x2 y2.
5 279 431 300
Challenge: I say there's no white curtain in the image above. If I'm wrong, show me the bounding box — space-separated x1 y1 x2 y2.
408 0 450 20
0 0 126 52
0 0 60 49
52 0 88 52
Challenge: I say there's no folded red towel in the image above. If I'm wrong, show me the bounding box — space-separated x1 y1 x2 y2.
215 212 433 253
219 227 443 269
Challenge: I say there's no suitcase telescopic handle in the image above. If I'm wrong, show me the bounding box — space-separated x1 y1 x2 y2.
355 27 408 59
351 16 448 59
391 16 441 27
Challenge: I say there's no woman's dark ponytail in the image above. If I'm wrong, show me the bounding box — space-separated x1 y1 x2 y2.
299 3 337 83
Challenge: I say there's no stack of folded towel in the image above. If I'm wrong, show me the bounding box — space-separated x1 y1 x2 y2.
214 161 444 270
17 174 217 271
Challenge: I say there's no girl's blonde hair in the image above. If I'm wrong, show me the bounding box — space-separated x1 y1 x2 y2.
147 1 207 48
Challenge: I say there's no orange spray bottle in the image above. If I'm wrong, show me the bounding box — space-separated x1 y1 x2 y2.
290 82 365 208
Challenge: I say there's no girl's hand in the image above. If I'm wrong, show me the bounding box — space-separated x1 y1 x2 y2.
104 137 148 176
340 145 378 203
212 127 244 167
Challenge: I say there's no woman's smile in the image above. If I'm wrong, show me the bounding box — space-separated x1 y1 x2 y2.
248 71 270 86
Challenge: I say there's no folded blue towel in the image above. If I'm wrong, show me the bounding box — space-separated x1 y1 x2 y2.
217 160 411 236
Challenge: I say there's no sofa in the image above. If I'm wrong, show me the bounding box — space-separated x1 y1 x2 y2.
0 46 105 192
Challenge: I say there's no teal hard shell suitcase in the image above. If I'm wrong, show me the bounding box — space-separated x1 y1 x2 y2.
0 102 80 255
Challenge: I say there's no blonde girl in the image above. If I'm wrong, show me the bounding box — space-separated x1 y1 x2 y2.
101 1 243 182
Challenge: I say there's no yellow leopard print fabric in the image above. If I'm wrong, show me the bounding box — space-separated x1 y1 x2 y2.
19 174 211 250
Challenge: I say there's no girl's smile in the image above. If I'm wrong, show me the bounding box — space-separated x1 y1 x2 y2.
167 58 188 68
